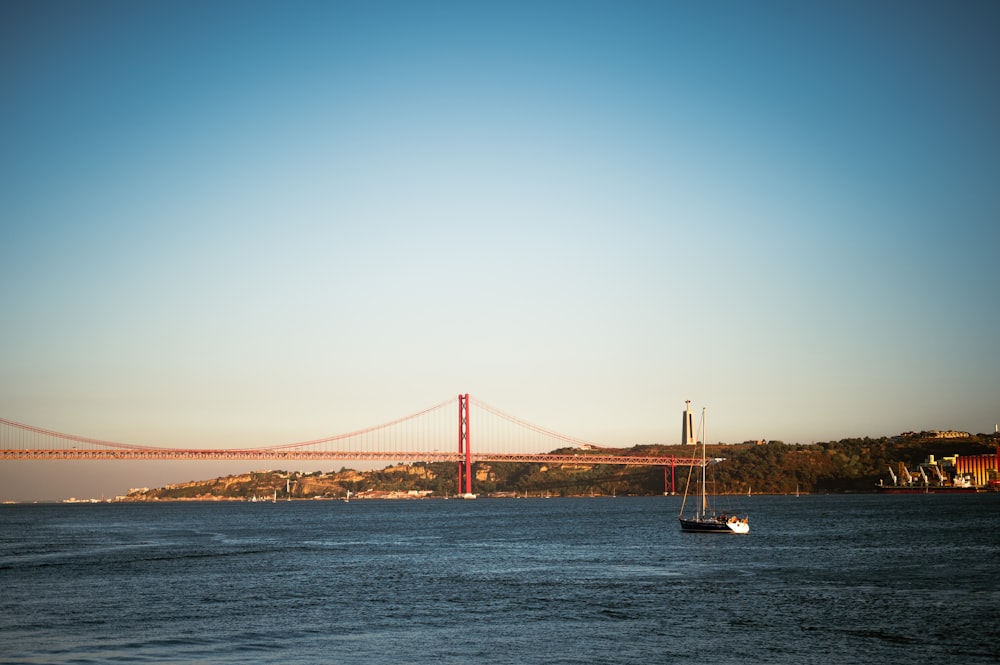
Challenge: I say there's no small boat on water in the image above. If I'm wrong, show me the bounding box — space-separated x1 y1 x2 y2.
678 406 749 534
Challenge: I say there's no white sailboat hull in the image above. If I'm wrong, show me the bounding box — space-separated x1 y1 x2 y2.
728 519 749 534
679 516 749 534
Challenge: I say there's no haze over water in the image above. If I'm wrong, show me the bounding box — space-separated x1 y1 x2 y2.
2 495 998 664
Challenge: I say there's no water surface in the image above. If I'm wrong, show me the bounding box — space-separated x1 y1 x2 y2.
2 495 997 663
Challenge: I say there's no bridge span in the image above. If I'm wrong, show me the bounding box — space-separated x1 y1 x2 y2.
0 449 693 466
1 394 709 494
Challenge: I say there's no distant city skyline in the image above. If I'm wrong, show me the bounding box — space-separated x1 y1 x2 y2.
2 1 998 501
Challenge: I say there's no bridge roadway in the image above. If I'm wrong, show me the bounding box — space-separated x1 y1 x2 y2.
1 449 708 466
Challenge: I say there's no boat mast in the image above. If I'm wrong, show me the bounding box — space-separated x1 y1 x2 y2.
701 408 708 517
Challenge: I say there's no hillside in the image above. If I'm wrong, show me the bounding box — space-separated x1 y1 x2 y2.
121 432 1000 500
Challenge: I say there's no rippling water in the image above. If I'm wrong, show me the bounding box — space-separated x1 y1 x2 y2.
2 494 998 664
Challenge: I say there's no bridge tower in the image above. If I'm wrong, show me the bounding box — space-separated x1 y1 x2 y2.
457 394 473 496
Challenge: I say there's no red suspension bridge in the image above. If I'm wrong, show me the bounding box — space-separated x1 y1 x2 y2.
1 394 708 495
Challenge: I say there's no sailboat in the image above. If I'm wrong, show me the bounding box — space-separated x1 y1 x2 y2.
678 407 750 534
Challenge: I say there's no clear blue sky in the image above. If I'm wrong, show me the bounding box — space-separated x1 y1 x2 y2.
2 1 998 500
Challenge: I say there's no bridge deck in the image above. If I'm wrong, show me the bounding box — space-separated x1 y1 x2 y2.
1 449 707 465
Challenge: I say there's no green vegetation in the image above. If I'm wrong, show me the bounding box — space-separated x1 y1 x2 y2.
124 432 999 500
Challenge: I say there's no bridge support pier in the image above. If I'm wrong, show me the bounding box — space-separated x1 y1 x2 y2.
457 394 472 496
663 458 677 495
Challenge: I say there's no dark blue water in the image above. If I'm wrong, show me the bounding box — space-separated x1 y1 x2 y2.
1 495 998 664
